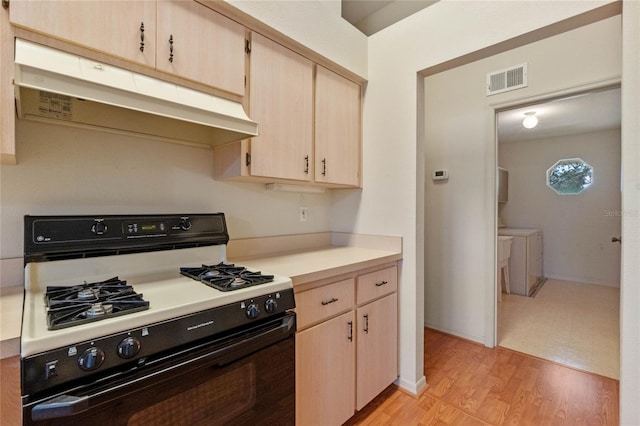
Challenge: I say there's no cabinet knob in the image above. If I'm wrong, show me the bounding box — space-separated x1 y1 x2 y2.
304 155 309 174
139 22 145 52
321 297 338 306
375 280 388 287
348 321 353 341
169 34 174 63
363 314 369 333
322 158 327 176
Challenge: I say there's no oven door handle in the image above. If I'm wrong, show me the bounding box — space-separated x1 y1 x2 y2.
30 314 295 421
31 394 89 421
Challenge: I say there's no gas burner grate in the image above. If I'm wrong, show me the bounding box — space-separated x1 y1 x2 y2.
180 263 274 292
45 277 150 330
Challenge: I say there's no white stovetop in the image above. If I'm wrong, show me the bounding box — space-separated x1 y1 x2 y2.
22 246 292 357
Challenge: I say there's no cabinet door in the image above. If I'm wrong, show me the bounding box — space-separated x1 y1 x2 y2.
249 33 313 182
356 293 397 410
9 0 156 67
156 1 245 95
1 8 15 164
315 65 361 187
296 311 355 426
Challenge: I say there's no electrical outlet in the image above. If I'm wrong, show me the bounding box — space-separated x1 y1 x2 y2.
299 207 308 222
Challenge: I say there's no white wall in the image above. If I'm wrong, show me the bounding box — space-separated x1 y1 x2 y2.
334 0 620 398
418 6 640 421
499 129 621 287
423 15 621 342
620 2 640 424
227 0 368 78
0 120 332 259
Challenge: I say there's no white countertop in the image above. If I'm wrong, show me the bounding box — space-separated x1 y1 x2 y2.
231 245 402 287
1 232 402 358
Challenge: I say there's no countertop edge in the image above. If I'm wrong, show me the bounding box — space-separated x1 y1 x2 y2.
288 253 403 287
230 245 403 289
1 233 403 358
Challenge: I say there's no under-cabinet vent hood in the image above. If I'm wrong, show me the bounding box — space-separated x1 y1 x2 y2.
13 39 258 146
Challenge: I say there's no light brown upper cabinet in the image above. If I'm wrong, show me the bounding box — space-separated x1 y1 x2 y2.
315 66 361 187
9 0 157 67
155 0 245 96
213 34 362 188
248 32 314 182
9 0 245 96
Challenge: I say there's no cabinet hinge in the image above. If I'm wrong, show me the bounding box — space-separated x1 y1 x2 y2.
2 0 9 9
245 152 251 166
245 39 251 54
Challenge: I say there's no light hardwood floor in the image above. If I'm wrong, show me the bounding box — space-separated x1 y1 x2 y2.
498 279 619 379
346 328 619 425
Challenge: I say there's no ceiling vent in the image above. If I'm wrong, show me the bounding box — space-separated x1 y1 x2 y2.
486 63 527 96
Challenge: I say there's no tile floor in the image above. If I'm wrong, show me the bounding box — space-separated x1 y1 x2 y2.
498 278 620 379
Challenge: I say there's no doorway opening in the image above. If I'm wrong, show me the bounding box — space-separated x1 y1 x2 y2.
495 85 621 379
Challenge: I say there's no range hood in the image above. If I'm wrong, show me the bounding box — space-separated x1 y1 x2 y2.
13 39 258 146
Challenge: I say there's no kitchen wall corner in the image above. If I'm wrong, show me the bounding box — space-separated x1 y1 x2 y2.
0 258 23 288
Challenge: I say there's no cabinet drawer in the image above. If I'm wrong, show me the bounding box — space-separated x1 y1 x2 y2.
296 278 355 330
357 266 397 305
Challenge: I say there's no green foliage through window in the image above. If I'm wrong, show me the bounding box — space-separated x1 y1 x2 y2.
546 158 593 195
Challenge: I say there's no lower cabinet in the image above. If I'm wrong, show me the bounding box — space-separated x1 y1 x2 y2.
295 264 398 425
296 311 356 426
356 292 398 410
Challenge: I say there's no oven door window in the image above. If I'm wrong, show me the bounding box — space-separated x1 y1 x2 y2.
25 317 295 426
129 361 258 426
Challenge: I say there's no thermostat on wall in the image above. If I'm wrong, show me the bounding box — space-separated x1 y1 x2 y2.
432 170 449 181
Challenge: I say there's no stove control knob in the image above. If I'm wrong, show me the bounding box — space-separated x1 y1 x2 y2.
91 221 107 236
246 303 260 320
264 298 278 314
179 218 192 231
78 347 105 371
117 337 141 359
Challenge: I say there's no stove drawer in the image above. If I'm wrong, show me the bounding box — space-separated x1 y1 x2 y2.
295 278 355 330
356 265 398 305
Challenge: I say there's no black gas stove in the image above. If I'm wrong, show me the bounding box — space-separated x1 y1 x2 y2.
21 213 296 425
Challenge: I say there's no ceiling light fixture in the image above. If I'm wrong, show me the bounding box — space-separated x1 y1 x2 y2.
522 111 538 129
